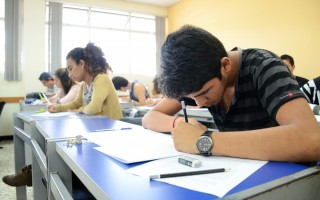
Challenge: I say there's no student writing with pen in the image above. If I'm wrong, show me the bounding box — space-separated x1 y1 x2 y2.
46 68 81 104
142 25 320 163
47 43 122 120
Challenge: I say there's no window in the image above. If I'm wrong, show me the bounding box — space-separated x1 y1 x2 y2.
57 5 157 76
0 0 4 72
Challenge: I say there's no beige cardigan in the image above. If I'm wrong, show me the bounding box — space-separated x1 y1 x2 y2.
54 74 122 120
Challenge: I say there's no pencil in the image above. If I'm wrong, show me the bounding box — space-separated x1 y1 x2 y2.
150 168 229 179
42 93 51 105
181 100 188 122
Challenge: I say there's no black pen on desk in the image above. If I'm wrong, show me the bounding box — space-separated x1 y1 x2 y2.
93 127 132 132
181 100 188 122
150 168 230 179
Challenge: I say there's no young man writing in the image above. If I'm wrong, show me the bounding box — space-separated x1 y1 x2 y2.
38 72 59 97
142 25 320 162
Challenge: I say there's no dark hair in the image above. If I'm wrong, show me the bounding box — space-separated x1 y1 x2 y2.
112 76 129 90
66 43 112 77
54 68 75 95
280 54 294 66
158 25 227 99
38 72 53 81
152 75 161 95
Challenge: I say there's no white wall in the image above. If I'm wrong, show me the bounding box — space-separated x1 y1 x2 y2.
0 0 46 136
0 0 166 136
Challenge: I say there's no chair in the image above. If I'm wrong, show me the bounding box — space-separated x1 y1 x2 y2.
0 101 6 149
0 101 5 113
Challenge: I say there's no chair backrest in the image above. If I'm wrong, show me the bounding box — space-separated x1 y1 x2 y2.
0 101 6 115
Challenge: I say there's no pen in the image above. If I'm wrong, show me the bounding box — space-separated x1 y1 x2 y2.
38 93 44 100
93 127 132 132
42 93 52 105
150 168 229 179
181 100 188 122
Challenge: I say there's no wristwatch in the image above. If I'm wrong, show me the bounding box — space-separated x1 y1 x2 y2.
196 131 213 156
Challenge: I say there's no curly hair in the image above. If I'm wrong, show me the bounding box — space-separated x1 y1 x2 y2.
158 25 227 99
66 43 112 78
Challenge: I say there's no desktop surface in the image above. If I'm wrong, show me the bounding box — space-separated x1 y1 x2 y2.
56 141 307 200
35 116 141 139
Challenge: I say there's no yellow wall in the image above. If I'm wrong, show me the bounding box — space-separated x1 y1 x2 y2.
167 0 320 79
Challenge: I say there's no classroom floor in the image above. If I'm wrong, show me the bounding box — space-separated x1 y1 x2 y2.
0 139 33 199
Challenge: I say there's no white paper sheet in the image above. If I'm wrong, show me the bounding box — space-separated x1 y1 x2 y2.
126 155 267 197
82 129 185 163
31 111 77 117
315 115 320 124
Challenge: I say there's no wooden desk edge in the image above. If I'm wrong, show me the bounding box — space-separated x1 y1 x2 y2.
0 97 24 103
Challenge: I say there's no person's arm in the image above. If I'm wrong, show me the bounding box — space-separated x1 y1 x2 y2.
49 83 84 113
47 89 61 103
132 83 148 106
142 98 201 132
58 84 80 104
172 97 320 162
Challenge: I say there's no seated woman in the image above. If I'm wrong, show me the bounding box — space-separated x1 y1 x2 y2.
48 43 122 120
47 68 81 104
146 76 164 107
112 76 150 106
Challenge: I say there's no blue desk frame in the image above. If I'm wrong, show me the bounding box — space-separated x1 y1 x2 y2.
51 141 320 200
13 111 111 199
32 117 141 199
33 116 320 200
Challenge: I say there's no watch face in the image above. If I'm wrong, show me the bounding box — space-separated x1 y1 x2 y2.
197 136 212 152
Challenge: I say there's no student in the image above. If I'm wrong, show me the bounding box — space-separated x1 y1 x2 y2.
112 76 150 106
47 43 122 120
142 25 320 162
38 72 59 97
47 68 81 104
146 76 164 107
280 54 309 87
301 76 320 105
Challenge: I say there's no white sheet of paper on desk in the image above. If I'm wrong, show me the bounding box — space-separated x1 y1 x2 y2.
315 115 320 124
82 129 185 163
126 155 267 197
30 111 78 117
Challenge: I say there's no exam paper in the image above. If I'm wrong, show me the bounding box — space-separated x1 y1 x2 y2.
82 129 185 163
315 115 320 124
126 155 267 197
31 111 78 117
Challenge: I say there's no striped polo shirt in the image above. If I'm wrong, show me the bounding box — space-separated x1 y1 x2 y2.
207 48 306 131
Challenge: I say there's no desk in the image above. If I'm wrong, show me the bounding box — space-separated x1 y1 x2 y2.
38 117 320 199
32 117 141 200
51 141 320 200
20 100 47 111
122 106 153 118
13 111 104 199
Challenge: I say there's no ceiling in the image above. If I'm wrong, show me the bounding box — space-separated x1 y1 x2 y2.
123 0 181 7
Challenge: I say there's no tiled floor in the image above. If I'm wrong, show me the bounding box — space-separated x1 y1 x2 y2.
0 140 33 199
